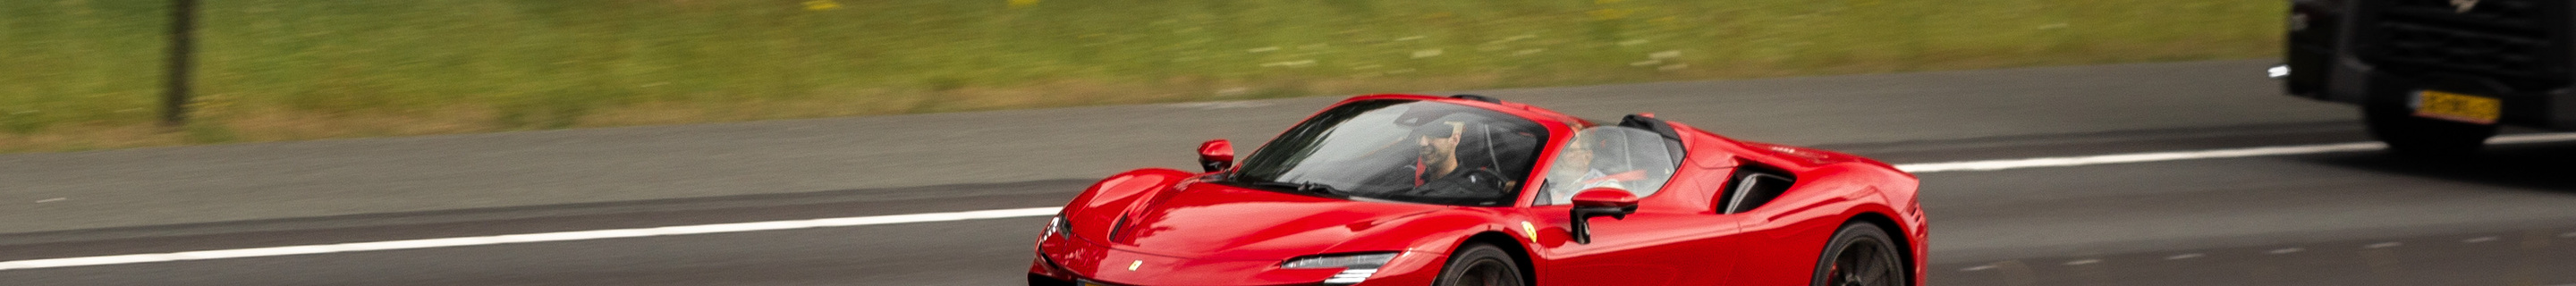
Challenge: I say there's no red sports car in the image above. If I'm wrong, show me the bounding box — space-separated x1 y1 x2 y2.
1030 95 1925 286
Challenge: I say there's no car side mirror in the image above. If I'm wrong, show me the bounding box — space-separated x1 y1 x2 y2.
1568 188 1640 244
1198 139 1234 172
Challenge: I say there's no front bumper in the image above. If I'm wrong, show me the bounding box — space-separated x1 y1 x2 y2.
2313 56 2576 130
1029 235 1444 285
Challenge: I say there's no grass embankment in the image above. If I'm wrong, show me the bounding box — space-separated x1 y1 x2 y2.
0 0 2282 153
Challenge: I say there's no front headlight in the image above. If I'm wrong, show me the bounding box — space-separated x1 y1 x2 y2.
1042 214 1070 239
1283 252 1400 284
1280 252 1398 269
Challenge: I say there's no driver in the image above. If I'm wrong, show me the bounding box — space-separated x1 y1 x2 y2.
1411 122 1468 186
1394 121 1518 197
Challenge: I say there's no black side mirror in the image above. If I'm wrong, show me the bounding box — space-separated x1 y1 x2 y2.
1198 139 1234 172
1568 188 1641 244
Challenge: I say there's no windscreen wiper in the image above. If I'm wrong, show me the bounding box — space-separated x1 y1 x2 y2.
1240 181 1340 196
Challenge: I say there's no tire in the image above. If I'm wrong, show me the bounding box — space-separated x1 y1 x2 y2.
1433 243 1525 286
1811 223 1906 286
2364 103 2496 156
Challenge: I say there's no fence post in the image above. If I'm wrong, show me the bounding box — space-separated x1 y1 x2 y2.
163 0 197 127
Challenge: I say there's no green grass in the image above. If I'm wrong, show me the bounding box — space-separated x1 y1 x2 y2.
0 0 2284 152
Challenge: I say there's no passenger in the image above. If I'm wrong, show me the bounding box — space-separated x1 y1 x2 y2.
1552 135 1618 188
1546 132 1647 203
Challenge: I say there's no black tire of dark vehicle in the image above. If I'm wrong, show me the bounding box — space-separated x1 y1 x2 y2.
2364 103 2496 156
1810 223 1906 286
1433 243 1525 286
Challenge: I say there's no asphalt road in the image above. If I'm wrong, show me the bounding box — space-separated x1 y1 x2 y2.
0 60 2343 234
6 60 2576 285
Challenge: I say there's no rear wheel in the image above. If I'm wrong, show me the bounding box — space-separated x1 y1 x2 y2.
1434 243 1524 286
2365 103 2496 156
1811 223 1905 286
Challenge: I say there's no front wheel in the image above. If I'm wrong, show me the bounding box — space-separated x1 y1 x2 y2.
1434 243 1525 286
1811 223 1906 286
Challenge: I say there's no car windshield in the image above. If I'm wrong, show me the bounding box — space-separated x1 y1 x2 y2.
1229 99 1550 206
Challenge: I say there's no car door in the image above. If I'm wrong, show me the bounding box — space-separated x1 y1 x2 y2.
1523 194 1748 285
1517 126 1750 286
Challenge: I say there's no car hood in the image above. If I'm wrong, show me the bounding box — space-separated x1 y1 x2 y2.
1099 182 1448 260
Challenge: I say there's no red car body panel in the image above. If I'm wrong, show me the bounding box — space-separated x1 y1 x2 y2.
1032 94 1925 286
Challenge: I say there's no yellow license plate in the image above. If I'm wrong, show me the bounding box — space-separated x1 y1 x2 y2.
2414 90 2501 124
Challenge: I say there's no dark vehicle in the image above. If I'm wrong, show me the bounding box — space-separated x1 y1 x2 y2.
2279 0 2569 154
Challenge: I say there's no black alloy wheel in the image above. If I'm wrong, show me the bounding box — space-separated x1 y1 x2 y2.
1812 223 1906 286
1435 243 1525 286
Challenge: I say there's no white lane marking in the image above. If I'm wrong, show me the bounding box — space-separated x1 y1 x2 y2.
2366 242 2403 248
13 133 2576 271
2165 253 2204 260
0 207 1058 272
35 198 66 203
1167 101 1270 109
2268 248 2305 255
1896 133 2576 172
2063 259 2101 265
1898 142 2374 172
2561 231 2576 239
2463 236 2500 243
1961 265 1997 272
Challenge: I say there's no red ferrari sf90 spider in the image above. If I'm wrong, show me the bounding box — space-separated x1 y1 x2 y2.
1030 95 1925 286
